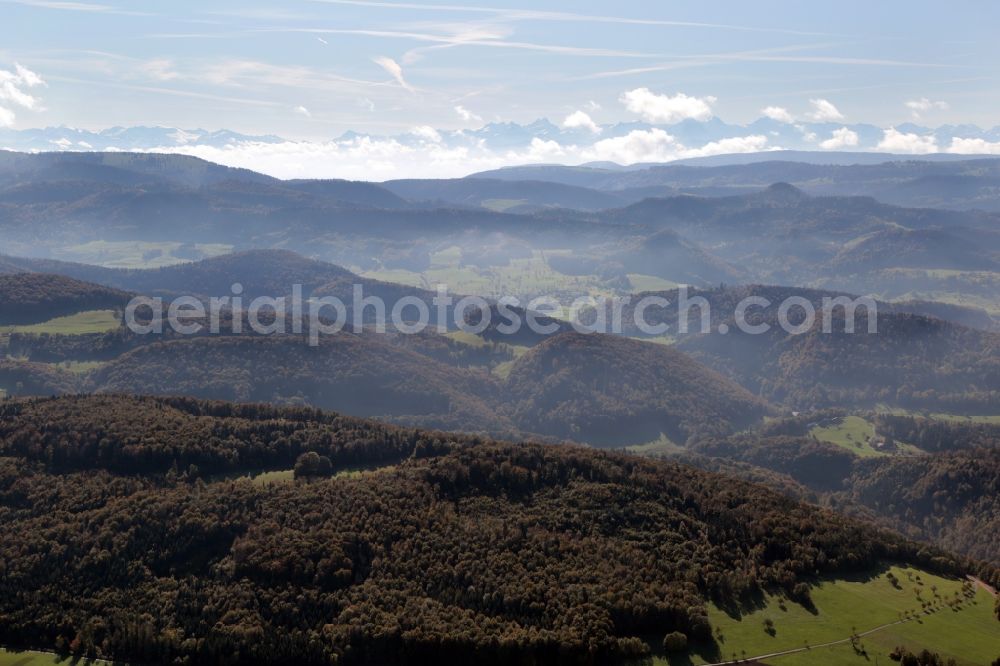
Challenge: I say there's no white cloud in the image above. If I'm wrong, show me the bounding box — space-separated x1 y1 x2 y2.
294 105 311 118
561 110 601 134
585 100 601 111
819 127 859 150
807 98 844 122
905 97 948 119
410 125 442 142
454 105 482 122
582 128 768 165
619 88 715 124
13 63 44 88
876 127 938 154
0 62 45 126
684 134 770 158
522 137 567 161
372 56 413 92
0 62 46 112
947 137 1000 154
586 128 682 163
761 106 794 123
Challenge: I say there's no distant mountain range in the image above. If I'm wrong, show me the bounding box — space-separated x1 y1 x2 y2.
4 117 1000 166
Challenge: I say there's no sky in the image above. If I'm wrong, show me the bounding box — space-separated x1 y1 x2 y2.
1 1 1000 178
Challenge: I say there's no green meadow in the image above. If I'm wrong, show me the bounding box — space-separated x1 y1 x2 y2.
2 310 120 336
661 565 999 666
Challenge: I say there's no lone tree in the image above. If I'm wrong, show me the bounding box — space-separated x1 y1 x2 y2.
293 451 333 479
662 631 687 653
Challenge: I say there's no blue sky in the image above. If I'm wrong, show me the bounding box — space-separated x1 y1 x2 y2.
2 0 999 137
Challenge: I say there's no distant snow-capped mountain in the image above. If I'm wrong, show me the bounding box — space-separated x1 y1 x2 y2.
0 126 284 151
3 117 1000 180
4 118 1000 156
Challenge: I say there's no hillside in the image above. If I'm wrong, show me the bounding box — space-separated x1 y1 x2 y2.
0 273 130 325
841 449 1000 564
87 334 512 436
0 394 993 665
501 332 771 445
681 416 1000 568
472 158 1000 212
0 358 81 396
0 250 354 299
381 177 624 211
680 310 1000 412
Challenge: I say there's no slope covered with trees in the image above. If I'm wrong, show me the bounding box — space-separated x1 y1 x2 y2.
0 273 130 325
501 332 771 445
0 395 991 665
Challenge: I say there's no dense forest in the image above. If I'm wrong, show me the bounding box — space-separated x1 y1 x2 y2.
0 272 129 325
0 395 992 665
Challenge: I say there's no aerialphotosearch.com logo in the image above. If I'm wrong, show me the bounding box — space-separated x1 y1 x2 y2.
123 283 878 346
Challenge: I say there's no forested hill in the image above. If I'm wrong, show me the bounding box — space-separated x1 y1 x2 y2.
0 272 130 325
502 332 771 444
0 394 993 665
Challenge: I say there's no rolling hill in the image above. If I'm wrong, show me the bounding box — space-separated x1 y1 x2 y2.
87 333 512 436
500 332 771 445
679 310 1000 412
0 394 993 665
381 177 625 211
0 273 130 325
472 157 1000 212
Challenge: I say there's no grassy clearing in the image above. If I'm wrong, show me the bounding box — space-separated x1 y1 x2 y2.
0 647 113 665
444 330 491 348
808 415 925 457
212 464 396 486
626 434 683 457
480 198 527 212
628 274 680 293
630 335 676 347
673 565 999 666
47 361 105 376
2 311 120 336
809 416 885 457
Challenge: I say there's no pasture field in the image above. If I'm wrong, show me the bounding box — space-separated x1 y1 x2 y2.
809 415 922 457
2 310 120 336
809 415 885 457
661 565 999 666
0 647 112 665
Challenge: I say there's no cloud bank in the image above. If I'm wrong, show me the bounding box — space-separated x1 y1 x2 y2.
140 129 773 180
